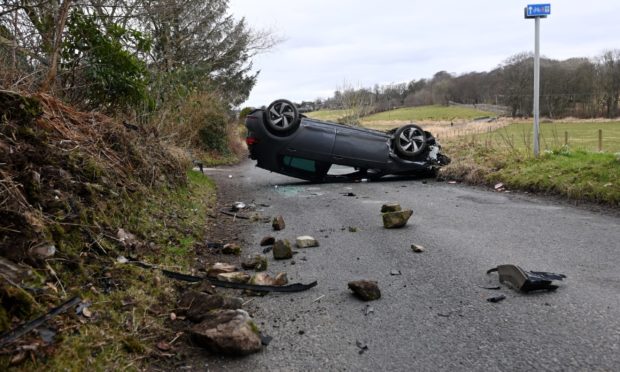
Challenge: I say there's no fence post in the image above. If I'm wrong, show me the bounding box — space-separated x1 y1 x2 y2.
598 129 602 152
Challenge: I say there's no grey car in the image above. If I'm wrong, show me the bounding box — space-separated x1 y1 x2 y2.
245 99 450 182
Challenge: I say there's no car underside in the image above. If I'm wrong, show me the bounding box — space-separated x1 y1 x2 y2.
245 99 450 182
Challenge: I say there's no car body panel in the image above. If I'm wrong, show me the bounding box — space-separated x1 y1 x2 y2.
245 107 449 182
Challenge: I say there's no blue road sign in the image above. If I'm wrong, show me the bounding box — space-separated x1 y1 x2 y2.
526 4 551 17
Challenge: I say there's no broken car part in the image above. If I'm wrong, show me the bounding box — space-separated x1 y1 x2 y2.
245 99 450 182
130 260 317 293
0 296 81 347
487 265 566 292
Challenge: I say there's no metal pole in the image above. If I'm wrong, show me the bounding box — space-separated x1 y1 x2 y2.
533 17 540 157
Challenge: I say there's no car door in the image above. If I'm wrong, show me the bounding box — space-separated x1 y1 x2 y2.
285 119 337 163
332 125 389 166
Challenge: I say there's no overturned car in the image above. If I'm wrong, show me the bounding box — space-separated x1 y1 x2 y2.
245 99 450 182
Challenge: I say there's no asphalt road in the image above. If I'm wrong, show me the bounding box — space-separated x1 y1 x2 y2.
200 160 620 371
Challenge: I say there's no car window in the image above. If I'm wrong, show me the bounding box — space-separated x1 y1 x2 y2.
282 156 316 172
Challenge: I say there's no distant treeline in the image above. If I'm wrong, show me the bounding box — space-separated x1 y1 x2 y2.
302 51 620 118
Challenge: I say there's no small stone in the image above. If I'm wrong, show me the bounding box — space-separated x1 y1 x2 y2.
222 243 241 255
190 309 262 355
348 280 381 301
348 226 358 232
179 291 243 323
273 239 292 260
272 215 286 231
382 209 413 228
411 244 425 253
381 202 402 213
217 272 251 284
260 236 275 246
207 262 236 277
241 254 268 271
295 236 319 248
248 272 288 286
29 244 56 259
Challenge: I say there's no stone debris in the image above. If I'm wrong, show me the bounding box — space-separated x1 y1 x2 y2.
216 272 251 284
348 280 381 301
390 269 402 276
260 236 275 246
231 202 246 211
248 272 289 286
382 209 413 228
179 291 243 323
380 202 402 213
295 236 319 248
222 243 241 255
411 244 425 253
272 215 286 231
272 239 293 260
206 262 237 277
190 309 262 355
241 254 268 271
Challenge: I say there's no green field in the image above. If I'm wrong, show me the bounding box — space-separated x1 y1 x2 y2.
305 109 349 121
363 105 495 122
481 121 620 153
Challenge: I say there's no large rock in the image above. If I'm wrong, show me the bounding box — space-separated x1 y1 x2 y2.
273 239 292 260
206 262 236 277
190 309 262 355
381 203 402 213
296 236 319 248
382 209 413 228
272 215 286 231
348 280 381 301
241 254 268 271
179 291 243 322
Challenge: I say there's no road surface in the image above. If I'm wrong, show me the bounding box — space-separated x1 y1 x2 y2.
197 160 620 371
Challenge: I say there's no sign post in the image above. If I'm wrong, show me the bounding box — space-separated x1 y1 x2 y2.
524 4 550 157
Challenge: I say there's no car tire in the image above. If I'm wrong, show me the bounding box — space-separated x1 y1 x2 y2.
265 99 300 135
394 124 427 159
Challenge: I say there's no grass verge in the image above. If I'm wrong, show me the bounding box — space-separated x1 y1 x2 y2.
1 170 217 370
440 139 620 206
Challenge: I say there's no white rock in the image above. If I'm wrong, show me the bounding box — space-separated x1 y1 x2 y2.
296 235 319 248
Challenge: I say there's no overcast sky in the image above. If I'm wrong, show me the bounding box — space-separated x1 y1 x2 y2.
228 0 620 107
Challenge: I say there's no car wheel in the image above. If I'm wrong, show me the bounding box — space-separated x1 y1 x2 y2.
394 124 427 159
265 99 300 134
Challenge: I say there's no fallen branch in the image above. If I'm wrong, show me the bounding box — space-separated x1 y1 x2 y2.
0 296 81 348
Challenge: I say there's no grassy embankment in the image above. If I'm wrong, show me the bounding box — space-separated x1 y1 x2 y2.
441 121 620 205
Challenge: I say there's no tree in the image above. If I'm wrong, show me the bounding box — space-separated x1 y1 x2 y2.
596 50 620 118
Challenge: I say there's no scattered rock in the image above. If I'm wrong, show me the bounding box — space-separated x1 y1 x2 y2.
231 202 246 212
241 254 268 271
356 340 369 354
296 236 319 248
348 280 381 301
262 246 273 254
206 262 236 277
381 202 402 213
411 244 425 253
179 291 243 322
222 243 241 255
494 182 505 191
28 244 56 259
190 309 262 355
217 272 251 284
348 226 358 232
390 269 402 276
260 236 275 246
272 215 286 231
273 239 292 260
247 272 289 287
382 209 413 228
